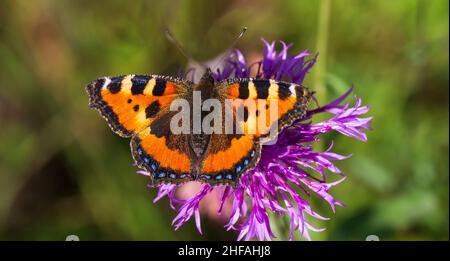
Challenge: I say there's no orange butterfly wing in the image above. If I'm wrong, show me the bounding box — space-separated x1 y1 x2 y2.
222 78 312 139
86 74 190 136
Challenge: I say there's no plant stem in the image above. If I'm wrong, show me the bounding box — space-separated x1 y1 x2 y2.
314 0 331 151
314 0 331 101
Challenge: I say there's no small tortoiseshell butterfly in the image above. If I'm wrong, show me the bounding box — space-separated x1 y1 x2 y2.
86 68 312 187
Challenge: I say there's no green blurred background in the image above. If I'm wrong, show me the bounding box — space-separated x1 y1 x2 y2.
0 0 448 240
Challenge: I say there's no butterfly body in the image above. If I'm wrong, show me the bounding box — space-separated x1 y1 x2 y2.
86 69 312 187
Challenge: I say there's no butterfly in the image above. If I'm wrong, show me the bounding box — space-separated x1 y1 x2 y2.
86 68 312 187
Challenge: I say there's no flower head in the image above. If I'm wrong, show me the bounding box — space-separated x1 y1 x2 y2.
144 39 372 240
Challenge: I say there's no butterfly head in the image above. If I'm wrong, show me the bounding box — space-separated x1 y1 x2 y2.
199 68 215 85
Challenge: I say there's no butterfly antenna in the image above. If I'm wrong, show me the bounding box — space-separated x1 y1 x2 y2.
165 28 205 70
211 27 247 72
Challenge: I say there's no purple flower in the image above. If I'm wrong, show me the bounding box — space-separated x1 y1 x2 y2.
145 39 372 241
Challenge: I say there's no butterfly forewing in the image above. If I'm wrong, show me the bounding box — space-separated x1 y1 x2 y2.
86 74 192 137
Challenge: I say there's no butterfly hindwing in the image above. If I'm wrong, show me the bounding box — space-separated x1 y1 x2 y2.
131 111 195 184
198 133 260 186
86 74 192 137
131 130 194 184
